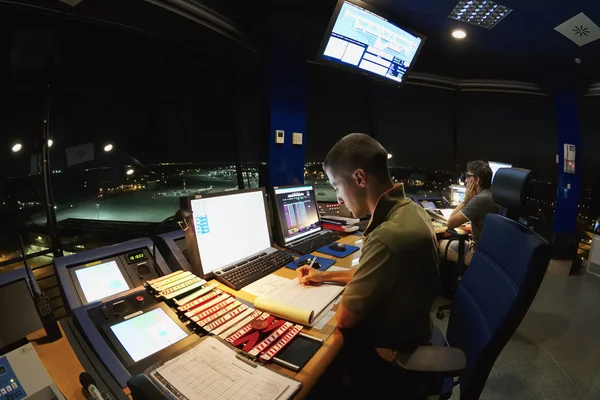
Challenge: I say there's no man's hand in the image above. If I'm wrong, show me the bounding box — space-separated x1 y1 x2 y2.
464 180 478 204
296 266 325 286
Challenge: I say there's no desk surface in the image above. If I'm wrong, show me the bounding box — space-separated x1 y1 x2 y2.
28 325 86 399
31 233 363 400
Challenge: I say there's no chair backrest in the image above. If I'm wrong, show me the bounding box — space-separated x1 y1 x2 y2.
445 168 551 400
492 167 532 221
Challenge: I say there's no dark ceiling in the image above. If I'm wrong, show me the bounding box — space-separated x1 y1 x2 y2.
2 0 600 86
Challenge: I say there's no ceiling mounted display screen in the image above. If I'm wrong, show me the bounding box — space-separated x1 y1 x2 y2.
317 0 426 85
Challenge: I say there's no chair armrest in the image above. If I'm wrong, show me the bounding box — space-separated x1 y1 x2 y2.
396 346 466 376
446 228 469 239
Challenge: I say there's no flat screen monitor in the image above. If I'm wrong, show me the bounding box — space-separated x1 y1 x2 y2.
488 161 512 182
451 185 466 207
273 185 322 244
107 304 189 364
0 278 43 349
317 0 426 85
74 260 131 303
189 189 272 275
417 198 447 209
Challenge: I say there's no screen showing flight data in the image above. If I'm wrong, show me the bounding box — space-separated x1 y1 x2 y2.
75 260 131 303
110 307 188 363
190 190 271 274
319 1 424 84
274 186 321 243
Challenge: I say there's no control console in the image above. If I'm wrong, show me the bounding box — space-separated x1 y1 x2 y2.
72 287 199 388
55 238 171 313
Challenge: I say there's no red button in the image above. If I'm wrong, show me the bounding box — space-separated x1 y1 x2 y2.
136 296 144 302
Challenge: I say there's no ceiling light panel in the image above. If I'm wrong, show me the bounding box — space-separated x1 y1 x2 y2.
448 0 512 29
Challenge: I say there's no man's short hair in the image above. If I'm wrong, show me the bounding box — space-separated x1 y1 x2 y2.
323 133 391 184
467 160 493 190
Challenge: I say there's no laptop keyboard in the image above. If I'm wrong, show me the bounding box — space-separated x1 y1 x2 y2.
286 231 341 255
215 251 294 291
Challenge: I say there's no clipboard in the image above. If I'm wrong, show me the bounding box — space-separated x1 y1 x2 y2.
145 336 303 400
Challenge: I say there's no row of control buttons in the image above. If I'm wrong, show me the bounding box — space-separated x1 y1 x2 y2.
0 382 19 394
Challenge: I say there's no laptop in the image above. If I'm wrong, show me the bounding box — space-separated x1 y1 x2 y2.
272 185 341 255
179 188 293 290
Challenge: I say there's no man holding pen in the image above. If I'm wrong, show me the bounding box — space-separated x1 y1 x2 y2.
297 133 439 398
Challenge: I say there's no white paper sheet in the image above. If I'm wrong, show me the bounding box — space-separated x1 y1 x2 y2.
154 337 300 400
312 310 337 330
268 278 343 319
326 265 349 272
242 274 292 297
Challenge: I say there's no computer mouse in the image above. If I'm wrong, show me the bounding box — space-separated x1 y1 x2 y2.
329 242 346 252
297 259 321 269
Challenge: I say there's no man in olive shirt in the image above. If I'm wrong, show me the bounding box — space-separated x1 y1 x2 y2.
297 133 439 396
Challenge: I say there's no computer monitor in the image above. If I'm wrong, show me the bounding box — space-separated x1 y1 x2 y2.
0 276 43 350
187 189 272 276
316 0 426 85
273 185 322 244
489 161 512 182
414 197 448 210
450 185 466 207
74 260 132 304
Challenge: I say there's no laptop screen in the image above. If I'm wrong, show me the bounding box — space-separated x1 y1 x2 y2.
189 190 271 275
273 185 322 244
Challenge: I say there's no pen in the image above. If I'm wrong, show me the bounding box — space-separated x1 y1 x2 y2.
308 257 317 269
236 353 257 368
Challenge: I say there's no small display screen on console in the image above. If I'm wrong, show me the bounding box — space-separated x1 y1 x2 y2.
110 307 188 362
126 251 147 264
75 261 131 303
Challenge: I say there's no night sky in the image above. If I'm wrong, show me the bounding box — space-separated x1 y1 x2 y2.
0 5 597 188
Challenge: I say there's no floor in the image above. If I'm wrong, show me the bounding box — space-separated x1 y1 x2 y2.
437 260 600 400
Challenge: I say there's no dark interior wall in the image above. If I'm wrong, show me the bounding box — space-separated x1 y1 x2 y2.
306 65 371 162
456 92 557 182
307 65 559 179
372 84 455 170
306 65 455 167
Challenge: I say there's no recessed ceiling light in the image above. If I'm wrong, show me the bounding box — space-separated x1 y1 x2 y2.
448 0 512 29
452 29 467 39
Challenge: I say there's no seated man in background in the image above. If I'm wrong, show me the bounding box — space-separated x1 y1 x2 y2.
297 133 439 398
440 160 499 265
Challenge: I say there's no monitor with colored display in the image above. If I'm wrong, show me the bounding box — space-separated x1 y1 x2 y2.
109 307 188 363
317 0 426 85
74 260 131 303
451 185 466 206
273 185 322 244
189 189 271 275
489 161 512 182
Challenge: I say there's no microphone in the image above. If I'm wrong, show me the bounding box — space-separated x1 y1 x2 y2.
79 372 110 400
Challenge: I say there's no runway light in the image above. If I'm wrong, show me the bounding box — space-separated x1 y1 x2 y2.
104 144 114 152
126 169 134 176
387 153 393 159
11 143 22 153
452 29 467 39
47 139 53 148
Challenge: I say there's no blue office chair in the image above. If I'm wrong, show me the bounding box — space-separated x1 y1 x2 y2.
397 168 551 399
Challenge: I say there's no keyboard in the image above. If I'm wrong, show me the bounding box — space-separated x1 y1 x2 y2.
357 220 369 232
215 251 294 291
286 231 341 255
